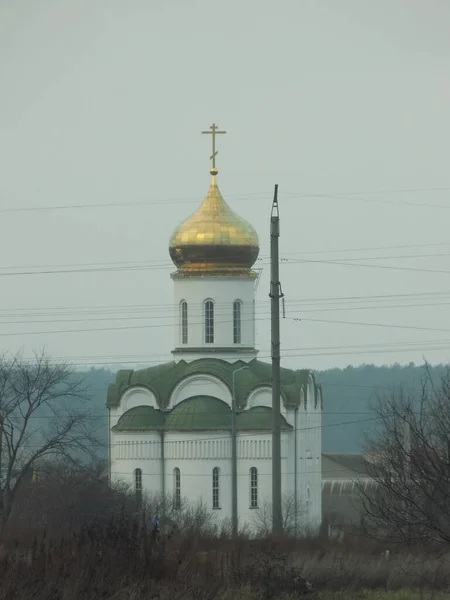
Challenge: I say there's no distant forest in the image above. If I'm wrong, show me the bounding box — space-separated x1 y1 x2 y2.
80 362 449 455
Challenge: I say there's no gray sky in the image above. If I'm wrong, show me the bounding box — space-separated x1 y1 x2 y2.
1 0 450 371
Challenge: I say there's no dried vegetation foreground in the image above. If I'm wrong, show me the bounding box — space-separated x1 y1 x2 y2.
1 516 450 600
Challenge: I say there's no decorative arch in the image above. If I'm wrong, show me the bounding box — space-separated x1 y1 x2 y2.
299 386 306 411
245 386 288 416
120 386 159 414
308 373 316 407
316 387 323 410
180 300 188 345
204 298 214 344
232 299 242 344
169 374 232 409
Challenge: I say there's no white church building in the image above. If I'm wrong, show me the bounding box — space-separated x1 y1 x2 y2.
107 126 323 534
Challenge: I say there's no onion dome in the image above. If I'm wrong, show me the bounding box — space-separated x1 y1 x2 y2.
169 168 260 275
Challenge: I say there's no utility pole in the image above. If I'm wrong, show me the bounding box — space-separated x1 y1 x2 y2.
270 184 283 535
231 365 249 537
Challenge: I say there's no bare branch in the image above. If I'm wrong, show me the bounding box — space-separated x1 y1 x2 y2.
0 349 101 524
358 364 450 548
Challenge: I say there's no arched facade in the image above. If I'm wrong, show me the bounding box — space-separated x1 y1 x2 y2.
108 140 323 535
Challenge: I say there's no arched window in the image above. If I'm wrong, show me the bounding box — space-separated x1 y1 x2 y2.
233 300 242 344
173 467 181 509
212 467 220 509
180 300 188 344
249 467 258 509
134 468 142 493
204 300 214 344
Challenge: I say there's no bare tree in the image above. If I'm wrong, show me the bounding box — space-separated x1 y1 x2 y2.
138 492 217 536
251 493 305 536
0 350 100 524
359 364 450 547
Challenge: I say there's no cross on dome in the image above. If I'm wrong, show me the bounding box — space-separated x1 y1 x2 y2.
201 122 226 174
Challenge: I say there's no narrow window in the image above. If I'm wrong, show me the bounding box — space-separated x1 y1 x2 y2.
212 467 220 509
134 468 142 493
173 467 181 509
204 300 214 344
250 467 258 508
233 300 242 344
180 301 188 344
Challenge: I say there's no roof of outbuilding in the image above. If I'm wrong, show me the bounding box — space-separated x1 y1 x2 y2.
107 358 321 411
322 453 371 479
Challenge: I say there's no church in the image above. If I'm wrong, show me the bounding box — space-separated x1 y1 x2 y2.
107 125 323 534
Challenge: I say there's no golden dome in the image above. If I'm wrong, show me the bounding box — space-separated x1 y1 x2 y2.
169 171 259 274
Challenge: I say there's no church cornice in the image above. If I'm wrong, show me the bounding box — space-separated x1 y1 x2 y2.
171 346 258 355
170 270 258 280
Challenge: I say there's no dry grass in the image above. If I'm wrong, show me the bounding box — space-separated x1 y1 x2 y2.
1 522 450 600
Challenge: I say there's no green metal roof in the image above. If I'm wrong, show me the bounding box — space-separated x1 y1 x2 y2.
165 396 231 431
111 398 294 433
236 406 292 431
112 405 165 431
107 358 321 411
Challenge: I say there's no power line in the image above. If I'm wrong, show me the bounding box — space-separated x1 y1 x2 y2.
297 316 450 335
1 185 449 214
1 309 450 338
2 289 450 315
41 337 450 365
1 239 450 273
0 248 450 278
303 192 450 210
0 190 273 213
285 257 450 276
3 299 450 327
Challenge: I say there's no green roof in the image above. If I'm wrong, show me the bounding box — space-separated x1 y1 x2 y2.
111 398 294 432
112 405 165 431
237 406 292 431
107 358 321 411
165 396 231 431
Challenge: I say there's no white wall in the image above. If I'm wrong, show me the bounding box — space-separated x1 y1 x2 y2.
172 275 257 361
110 431 163 496
109 374 323 535
165 431 232 522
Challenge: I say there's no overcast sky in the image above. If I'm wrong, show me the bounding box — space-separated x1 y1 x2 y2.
1 0 450 372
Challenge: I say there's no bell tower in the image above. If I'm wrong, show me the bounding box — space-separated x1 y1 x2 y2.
168 124 260 363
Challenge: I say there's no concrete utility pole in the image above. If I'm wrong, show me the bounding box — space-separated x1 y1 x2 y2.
231 365 249 537
270 184 283 534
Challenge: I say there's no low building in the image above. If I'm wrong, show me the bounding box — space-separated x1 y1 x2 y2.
322 453 375 536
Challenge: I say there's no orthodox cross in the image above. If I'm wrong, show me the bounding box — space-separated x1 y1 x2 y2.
201 123 226 169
